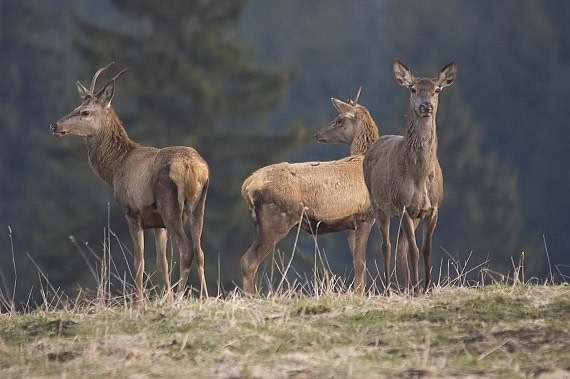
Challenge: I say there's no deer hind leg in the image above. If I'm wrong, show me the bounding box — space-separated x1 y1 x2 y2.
153 228 172 299
348 219 374 295
127 219 145 302
241 203 295 294
161 216 197 298
188 182 209 299
421 209 438 293
154 174 196 297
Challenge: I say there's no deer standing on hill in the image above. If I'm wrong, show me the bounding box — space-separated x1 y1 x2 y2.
50 63 210 301
363 60 456 294
241 92 379 294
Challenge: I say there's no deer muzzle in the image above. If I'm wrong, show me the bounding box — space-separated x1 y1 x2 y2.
419 102 433 116
315 132 329 143
50 123 66 136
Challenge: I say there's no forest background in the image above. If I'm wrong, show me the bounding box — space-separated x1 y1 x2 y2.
0 0 568 305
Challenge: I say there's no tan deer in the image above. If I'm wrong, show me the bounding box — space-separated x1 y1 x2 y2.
363 60 456 294
50 63 209 301
241 92 379 294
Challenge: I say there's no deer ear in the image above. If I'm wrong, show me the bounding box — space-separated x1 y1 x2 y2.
95 80 115 108
76 81 90 99
331 98 355 118
393 59 415 87
437 61 457 88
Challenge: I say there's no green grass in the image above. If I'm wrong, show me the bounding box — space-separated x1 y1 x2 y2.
0 284 569 378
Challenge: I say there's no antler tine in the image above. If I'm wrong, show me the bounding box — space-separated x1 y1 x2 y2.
89 62 115 94
347 86 363 106
353 86 362 105
111 67 131 82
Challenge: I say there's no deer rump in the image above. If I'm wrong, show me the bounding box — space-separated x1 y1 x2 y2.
242 156 372 234
101 145 205 228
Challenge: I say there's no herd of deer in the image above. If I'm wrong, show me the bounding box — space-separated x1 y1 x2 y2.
50 60 457 300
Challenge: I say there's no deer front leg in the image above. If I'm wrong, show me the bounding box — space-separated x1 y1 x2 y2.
395 228 409 291
401 211 420 296
375 212 392 295
127 220 145 302
421 209 438 293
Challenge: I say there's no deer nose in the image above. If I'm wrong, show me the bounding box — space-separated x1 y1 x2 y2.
419 102 433 114
50 123 64 135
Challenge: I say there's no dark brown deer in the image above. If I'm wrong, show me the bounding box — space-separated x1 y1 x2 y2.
50 63 209 300
363 60 456 294
241 93 379 294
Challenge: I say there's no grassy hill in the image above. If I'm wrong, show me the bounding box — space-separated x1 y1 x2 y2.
1 283 568 378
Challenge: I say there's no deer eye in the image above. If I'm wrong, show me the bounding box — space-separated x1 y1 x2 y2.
410 87 416 94
435 87 441 93
81 110 90 117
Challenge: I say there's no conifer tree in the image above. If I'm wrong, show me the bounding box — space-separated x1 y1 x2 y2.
70 0 297 282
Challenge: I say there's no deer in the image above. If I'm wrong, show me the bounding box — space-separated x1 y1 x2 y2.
240 91 379 294
50 63 210 301
363 60 456 295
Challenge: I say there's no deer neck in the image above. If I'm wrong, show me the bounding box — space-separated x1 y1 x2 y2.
404 113 438 177
85 110 138 186
350 112 380 155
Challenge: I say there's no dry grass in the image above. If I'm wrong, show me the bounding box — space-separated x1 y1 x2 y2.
1 224 569 378
1 273 569 377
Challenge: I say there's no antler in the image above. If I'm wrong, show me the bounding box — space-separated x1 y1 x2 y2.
89 62 115 95
348 86 363 106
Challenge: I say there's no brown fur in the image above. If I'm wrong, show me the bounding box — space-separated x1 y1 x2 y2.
50 65 209 301
241 97 379 294
363 60 456 294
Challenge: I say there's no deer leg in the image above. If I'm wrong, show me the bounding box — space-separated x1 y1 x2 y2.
241 204 294 294
127 219 145 302
188 184 209 299
374 211 391 295
395 227 409 292
241 228 291 294
421 209 438 293
241 238 273 295
153 228 171 299
396 219 421 292
349 219 374 295
347 229 363 294
401 212 420 296
154 176 196 297
164 224 193 297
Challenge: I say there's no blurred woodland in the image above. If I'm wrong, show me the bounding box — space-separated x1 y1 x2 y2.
1 0 569 305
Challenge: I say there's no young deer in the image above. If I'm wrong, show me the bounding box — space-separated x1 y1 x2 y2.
241 93 379 294
50 63 210 301
363 60 456 294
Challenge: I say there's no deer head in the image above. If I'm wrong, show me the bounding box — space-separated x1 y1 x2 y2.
393 60 456 118
50 63 129 137
315 87 362 144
